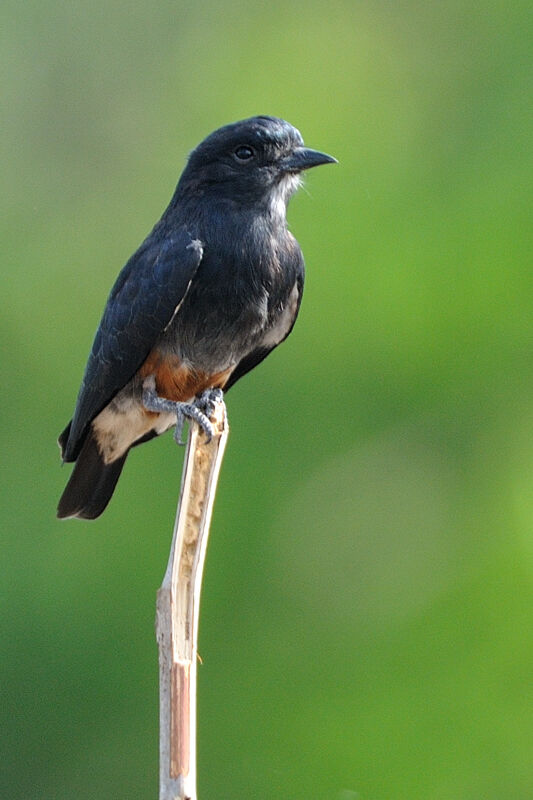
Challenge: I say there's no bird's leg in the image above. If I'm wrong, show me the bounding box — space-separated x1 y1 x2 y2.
142 375 216 445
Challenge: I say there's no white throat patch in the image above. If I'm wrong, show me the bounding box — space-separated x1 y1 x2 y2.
270 174 302 220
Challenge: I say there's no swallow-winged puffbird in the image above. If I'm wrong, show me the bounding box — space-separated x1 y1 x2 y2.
57 116 336 519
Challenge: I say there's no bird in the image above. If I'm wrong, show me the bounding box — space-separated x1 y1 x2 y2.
57 115 336 520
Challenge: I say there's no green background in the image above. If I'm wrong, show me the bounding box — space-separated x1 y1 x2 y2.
2 1 533 797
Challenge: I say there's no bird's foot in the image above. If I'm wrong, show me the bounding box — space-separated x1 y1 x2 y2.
195 387 224 418
142 377 223 445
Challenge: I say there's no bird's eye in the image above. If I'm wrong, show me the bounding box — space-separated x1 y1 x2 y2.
234 145 255 161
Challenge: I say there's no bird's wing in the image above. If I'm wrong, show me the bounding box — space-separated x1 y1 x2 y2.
60 226 204 461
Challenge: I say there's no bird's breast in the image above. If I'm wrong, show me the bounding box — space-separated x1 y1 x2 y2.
161 267 273 365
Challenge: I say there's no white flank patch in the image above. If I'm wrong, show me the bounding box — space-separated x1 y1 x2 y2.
261 282 299 348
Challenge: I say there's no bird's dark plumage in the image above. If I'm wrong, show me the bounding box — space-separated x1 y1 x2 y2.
58 116 335 519
61 230 204 462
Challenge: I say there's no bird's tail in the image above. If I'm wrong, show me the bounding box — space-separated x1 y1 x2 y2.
57 430 129 520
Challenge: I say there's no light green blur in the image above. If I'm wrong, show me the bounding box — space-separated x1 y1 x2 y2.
2 1 533 797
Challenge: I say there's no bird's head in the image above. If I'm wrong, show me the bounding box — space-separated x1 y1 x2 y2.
177 116 336 215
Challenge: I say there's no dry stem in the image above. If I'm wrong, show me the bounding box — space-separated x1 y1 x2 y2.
156 402 228 800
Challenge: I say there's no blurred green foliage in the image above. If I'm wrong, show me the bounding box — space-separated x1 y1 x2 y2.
2 0 533 797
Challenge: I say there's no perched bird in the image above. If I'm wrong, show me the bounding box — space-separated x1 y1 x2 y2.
57 116 336 519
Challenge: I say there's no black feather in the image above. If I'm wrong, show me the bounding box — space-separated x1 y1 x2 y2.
62 229 203 461
57 431 128 520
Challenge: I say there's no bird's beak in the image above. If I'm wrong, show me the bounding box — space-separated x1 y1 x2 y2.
280 147 338 173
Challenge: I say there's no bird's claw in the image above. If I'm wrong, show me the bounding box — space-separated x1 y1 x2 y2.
142 378 223 446
196 388 224 419
173 403 214 446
